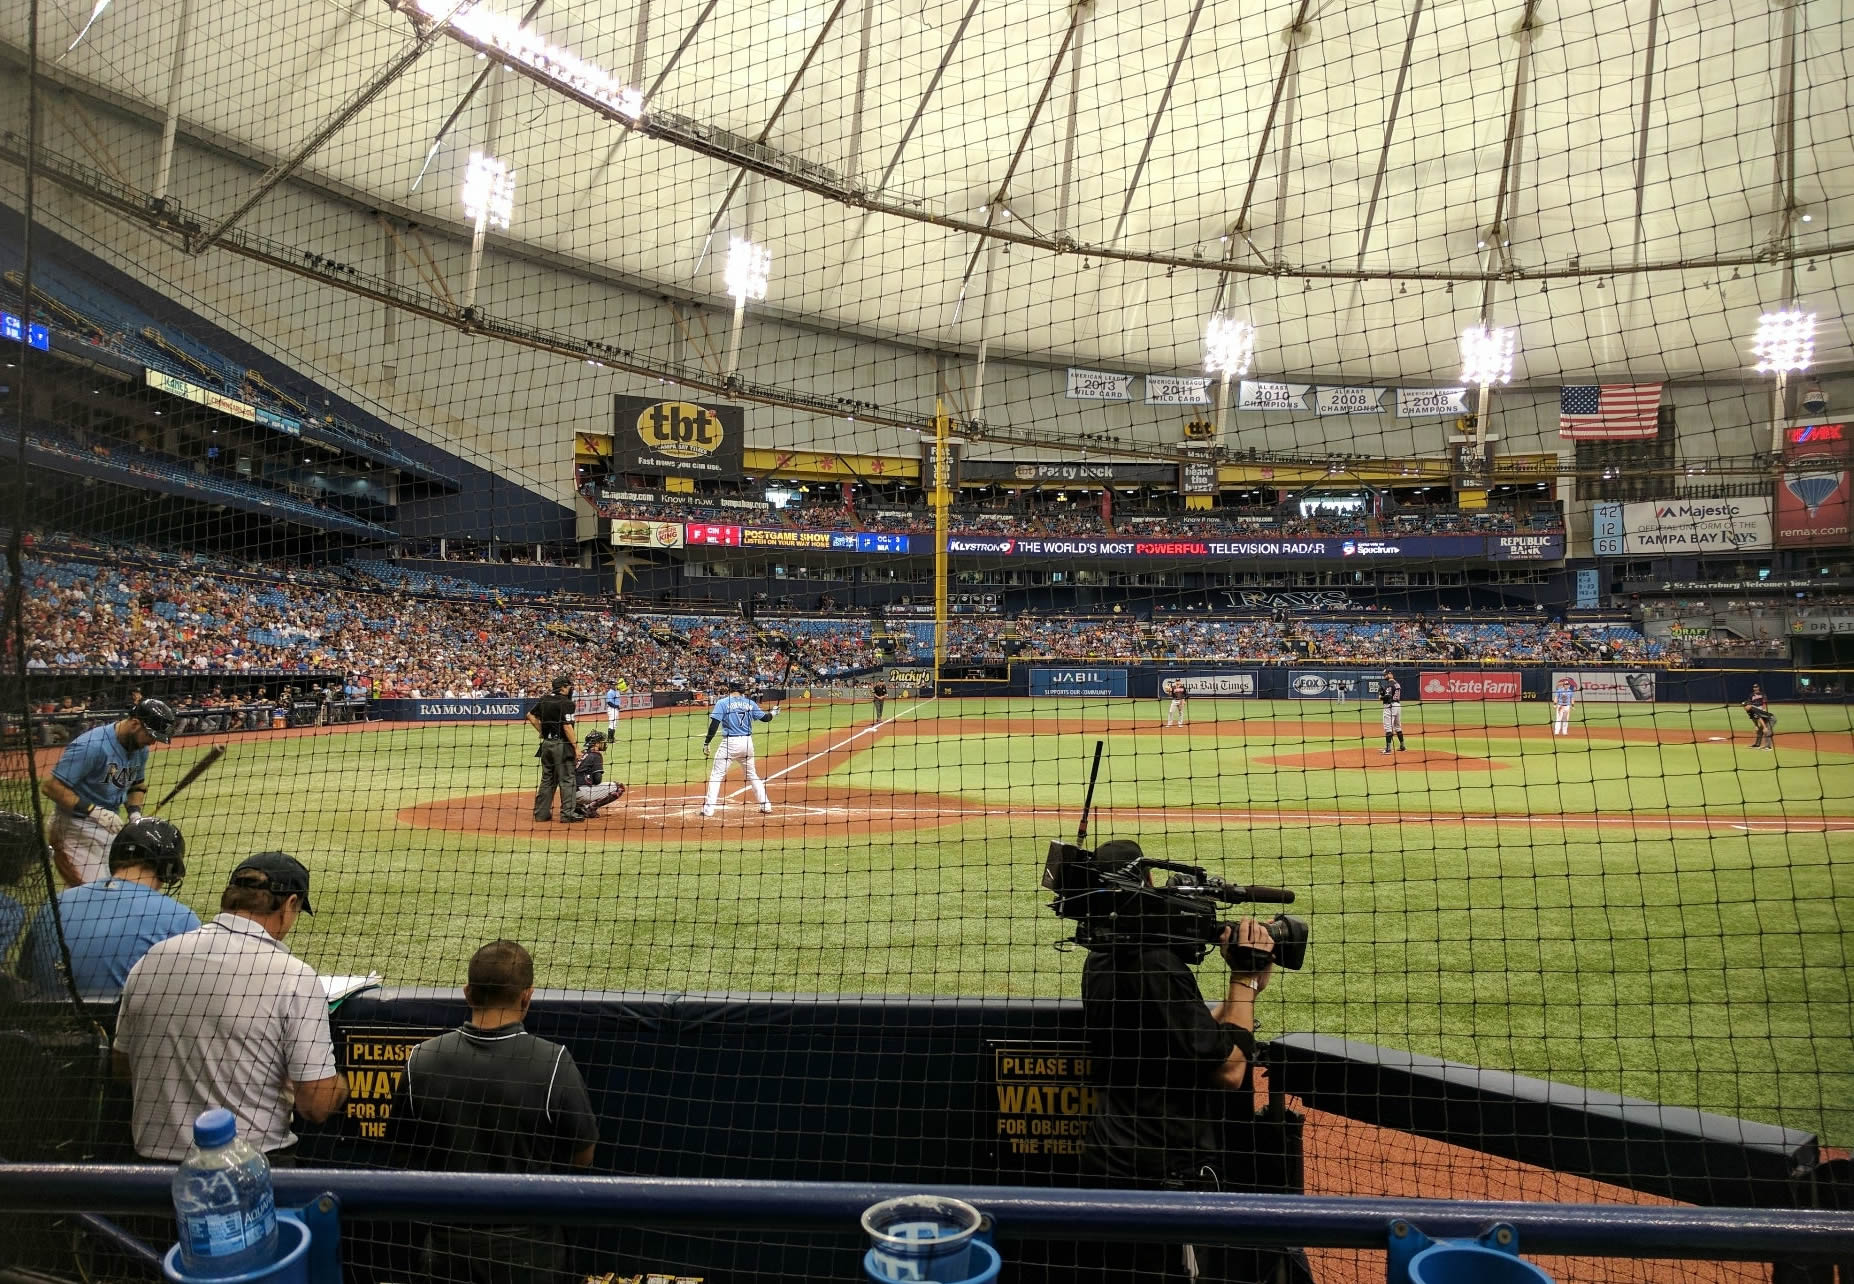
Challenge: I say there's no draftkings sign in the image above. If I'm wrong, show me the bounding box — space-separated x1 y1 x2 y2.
613 395 745 479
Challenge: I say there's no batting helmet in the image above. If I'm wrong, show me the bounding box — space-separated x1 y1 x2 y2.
109 817 187 889
583 731 608 747
551 674 574 694
130 698 177 742
0 811 46 886
726 678 747 693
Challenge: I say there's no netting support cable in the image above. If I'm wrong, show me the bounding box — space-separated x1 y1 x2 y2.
844 0 876 182
149 0 193 204
1479 0 1541 320
1618 0 1662 363
193 0 471 253
410 0 546 196
1107 0 1212 250
1353 0 1425 272
1766 0 1804 453
459 65 508 313
1053 0 1089 237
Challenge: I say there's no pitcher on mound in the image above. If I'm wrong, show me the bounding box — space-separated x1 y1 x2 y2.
702 679 777 817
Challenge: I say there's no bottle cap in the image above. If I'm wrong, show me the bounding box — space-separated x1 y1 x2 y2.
193 1108 237 1149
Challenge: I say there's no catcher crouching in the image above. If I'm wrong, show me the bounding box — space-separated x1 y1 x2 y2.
575 732 627 816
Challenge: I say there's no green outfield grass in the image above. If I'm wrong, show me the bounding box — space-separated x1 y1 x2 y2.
53 696 1854 1144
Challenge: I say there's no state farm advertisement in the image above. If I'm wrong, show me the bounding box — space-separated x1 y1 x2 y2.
1419 671 1522 701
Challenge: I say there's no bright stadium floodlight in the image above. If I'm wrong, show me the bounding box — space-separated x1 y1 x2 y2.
726 237 773 305
415 0 645 121
1459 325 1516 388
1751 308 1815 374
1203 316 1256 378
461 151 515 231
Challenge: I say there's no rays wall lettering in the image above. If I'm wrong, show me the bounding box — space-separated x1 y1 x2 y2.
1064 369 1134 401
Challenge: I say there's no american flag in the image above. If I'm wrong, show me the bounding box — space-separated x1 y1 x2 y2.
1559 384 1664 440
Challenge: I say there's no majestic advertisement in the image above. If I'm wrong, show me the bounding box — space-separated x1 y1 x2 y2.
1156 671 1258 698
613 395 745 478
1775 423 1851 548
611 520 685 549
1286 670 1389 700
1028 668 1128 698
1594 498 1773 554
1553 671 1656 703
1418 671 1522 701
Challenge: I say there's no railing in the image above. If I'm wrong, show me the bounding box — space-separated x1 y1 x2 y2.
1 1168 1851 1266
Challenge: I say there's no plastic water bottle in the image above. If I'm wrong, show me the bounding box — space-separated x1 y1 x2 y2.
172 1108 278 1278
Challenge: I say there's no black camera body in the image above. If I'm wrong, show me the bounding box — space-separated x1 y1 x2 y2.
1043 841 1309 969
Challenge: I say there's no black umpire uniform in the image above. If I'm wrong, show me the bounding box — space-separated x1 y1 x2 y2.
527 675 581 823
872 682 888 723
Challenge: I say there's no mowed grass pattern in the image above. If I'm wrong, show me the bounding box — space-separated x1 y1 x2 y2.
110 696 1854 1143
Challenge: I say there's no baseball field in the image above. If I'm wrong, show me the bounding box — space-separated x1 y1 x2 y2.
34 694 1854 1145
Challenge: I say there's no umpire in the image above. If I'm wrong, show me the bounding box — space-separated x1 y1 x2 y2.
527 675 581 824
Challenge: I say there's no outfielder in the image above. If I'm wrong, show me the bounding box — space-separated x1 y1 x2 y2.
1744 683 1777 751
1163 679 1189 727
42 698 176 887
1552 677 1578 737
702 680 776 818
574 732 627 816
1378 670 1405 755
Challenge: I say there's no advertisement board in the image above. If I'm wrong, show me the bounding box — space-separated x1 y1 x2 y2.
1286 670 1387 700
1775 424 1851 548
1156 671 1257 698
610 520 685 549
1606 498 1773 553
944 534 1563 562
741 527 835 549
613 395 745 478
684 523 743 547
1028 668 1128 698
1418 671 1522 701
1553 671 1656 703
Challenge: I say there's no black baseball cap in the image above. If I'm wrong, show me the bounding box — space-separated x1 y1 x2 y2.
229 851 314 913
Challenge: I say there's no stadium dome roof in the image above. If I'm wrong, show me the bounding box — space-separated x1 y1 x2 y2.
9 0 1852 382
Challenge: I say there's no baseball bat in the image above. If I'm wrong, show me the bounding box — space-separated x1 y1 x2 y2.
150 745 226 815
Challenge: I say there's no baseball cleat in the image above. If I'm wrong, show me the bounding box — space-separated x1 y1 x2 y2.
699 808 715 818
760 804 774 814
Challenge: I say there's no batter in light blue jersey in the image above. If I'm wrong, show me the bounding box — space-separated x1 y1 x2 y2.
1552 678 1577 737
701 680 777 818
44 699 175 887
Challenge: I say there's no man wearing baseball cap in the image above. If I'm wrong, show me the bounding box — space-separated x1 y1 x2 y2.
115 852 347 1162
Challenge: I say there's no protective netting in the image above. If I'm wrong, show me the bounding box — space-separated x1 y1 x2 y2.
1 0 1852 1279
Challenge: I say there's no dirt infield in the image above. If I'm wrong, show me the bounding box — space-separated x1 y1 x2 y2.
1258 749 1511 771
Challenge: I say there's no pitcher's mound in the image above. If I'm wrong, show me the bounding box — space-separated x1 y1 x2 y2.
1258 749 1510 771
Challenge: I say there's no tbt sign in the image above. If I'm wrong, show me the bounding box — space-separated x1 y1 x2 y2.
1419 671 1521 701
613 395 744 479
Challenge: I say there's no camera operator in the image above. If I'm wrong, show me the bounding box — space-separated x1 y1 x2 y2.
1076 839 1306 1284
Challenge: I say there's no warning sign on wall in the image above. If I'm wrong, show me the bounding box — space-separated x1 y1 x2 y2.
340 1026 442 1140
989 1041 1097 1164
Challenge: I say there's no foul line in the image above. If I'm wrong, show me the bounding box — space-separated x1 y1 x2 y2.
723 697 933 801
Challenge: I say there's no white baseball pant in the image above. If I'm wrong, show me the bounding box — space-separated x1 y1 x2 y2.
49 810 119 887
1381 703 1402 734
1553 704 1573 735
705 735 769 810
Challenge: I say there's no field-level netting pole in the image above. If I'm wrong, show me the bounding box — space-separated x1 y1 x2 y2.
932 398 951 683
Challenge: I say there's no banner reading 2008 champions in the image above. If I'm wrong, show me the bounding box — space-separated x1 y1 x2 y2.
613 395 745 479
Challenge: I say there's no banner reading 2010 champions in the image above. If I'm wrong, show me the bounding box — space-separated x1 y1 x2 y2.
613 394 745 479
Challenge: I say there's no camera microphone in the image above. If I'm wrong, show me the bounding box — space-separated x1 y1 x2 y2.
1241 884 1297 904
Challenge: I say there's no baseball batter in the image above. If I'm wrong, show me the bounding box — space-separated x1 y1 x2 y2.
603 681 626 735
1379 670 1406 755
43 699 176 887
1163 679 1190 727
701 680 776 818
1552 677 1578 737
574 732 627 816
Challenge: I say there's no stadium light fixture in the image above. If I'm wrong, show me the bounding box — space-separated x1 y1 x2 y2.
414 0 644 120
1203 316 1256 378
1459 325 1516 388
461 151 516 231
726 237 773 304
1751 308 1815 374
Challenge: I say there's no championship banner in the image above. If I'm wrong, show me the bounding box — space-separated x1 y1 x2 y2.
1397 387 1469 418
610 519 685 549
1418 671 1521 701
1157 671 1257 698
1065 369 1134 401
1553 671 1656 703
1776 424 1851 548
1145 375 1212 406
613 395 744 479
1238 381 1311 411
1315 386 1384 416
1028 668 1127 697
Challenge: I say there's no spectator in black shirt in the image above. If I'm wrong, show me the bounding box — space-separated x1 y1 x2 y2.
390 939 597 1284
